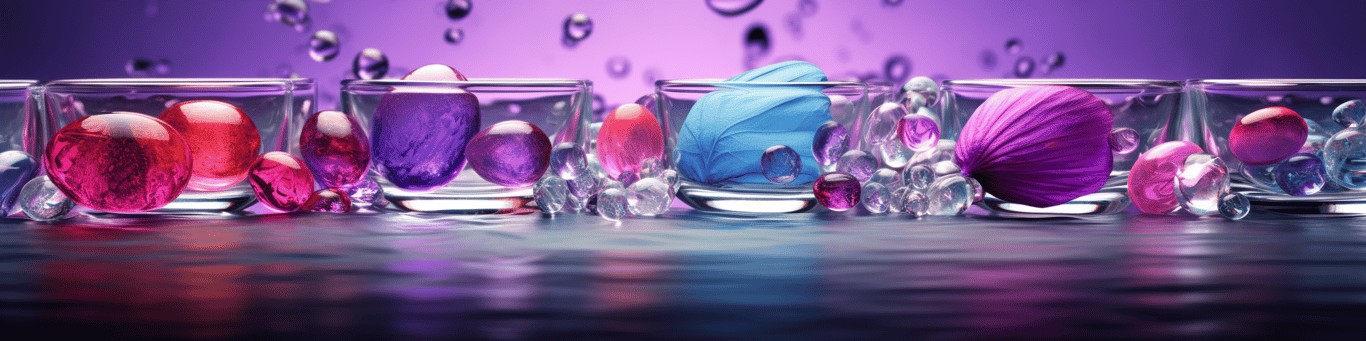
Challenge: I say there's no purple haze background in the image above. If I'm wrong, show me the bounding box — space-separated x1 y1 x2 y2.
4 0 1366 111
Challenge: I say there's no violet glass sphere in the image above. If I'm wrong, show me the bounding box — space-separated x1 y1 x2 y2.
371 64 480 191
760 145 801 183
897 113 940 152
466 120 553 188
299 110 371 190
1229 106 1308 166
1275 153 1327 196
45 113 193 213
812 121 849 166
814 172 861 211
248 151 315 212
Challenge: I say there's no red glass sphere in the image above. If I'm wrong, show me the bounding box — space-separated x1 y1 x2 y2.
158 100 262 191
45 112 192 213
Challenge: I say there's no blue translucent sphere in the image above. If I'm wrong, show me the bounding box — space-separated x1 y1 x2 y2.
761 145 802 183
1274 153 1327 196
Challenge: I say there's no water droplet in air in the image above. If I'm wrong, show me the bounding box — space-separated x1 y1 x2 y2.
883 0 904 7
784 13 803 38
1044 52 1066 72
707 0 763 16
979 49 998 71
1013 56 1036 78
606 57 631 79
744 23 771 57
445 0 472 20
798 0 818 15
883 54 912 84
352 48 389 80
125 58 170 77
266 0 309 31
1005 38 1023 55
562 13 593 46
308 30 340 62
444 27 464 44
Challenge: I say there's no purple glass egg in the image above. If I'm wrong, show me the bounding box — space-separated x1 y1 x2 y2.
371 66 480 191
812 121 849 166
466 120 553 188
300 110 371 189
814 172 861 211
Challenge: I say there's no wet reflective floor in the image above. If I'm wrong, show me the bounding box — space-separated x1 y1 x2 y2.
3 208 1366 340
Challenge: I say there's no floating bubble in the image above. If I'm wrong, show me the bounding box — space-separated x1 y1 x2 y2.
627 177 672 216
902 164 934 191
927 174 972 216
1218 192 1250 220
836 150 877 182
883 0 904 6
868 168 902 189
562 13 593 45
761 145 802 183
18 176 73 222
308 30 340 62
812 121 849 166
1044 52 1066 72
1274 153 1326 196
125 58 170 77
1013 56 1036 78
1174 153 1229 215
1333 99 1366 128
597 187 628 221
1005 38 1023 55
1322 96 1336 106
606 56 631 79
1109 127 1140 154
266 0 309 31
979 49 998 71
744 24 771 61
784 13 803 38
861 182 891 213
352 48 389 80
445 0 472 20
1324 129 1366 189
707 0 763 16
535 175 569 214
883 55 912 84
444 27 465 45
798 0 818 15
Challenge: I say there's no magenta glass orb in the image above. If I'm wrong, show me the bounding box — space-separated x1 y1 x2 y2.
466 120 553 188
301 188 352 213
248 151 315 212
597 104 666 181
897 113 940 152
1229 106 1308 166
814 172 861 211
1128 140 1203 214
299 110 371 189
158 100 262 191
45 112 192 213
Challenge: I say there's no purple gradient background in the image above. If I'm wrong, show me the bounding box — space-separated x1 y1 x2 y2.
4 0 1366 110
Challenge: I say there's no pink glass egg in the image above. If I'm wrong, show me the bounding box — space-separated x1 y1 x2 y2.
299 110 371 189
466 120 553 188
814 172 861 211
597 104 665 181
1229 106 1307 166
158 100 262 191
301 188 352 213
248 151 315 212
1128 140 1203 214
45 112 192 213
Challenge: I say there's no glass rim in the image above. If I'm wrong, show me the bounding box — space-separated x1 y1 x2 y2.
0 80 38 90
946 78 1183 90
1190 79 1366 89
45 78 313 92
657 78 865 87
343 78 591 88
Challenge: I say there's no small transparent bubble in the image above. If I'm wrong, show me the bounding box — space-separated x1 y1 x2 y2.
535 175 569 214
888 186 909 213
927 174 972 216
979 49 998 71
1333 99 1366 128
352 48 388 80
902 76 939 106
19 176 73 222
308 30 340 62
444 27 465 45
1013 56 1036 78
861 182 891 214
903 190 928 217
866 102 909 145
836 150 877 182
562 13 593 45
1005 38 1023 55
597 187 629 221
1109 127 1140 154
869 168 902 189
1218 192 1250 220
799 0 818 15
1174 153 1229 216
784 12 803 38
445 0 472 20
707 0 763 16
266 0 309 31
566 173 601 198
882 55 912 84
660 169 680 191
627 177 672 216
606 56 631 79
965 176 984 203
550 143 588 180
1043 52 1066 72
902 165 934 191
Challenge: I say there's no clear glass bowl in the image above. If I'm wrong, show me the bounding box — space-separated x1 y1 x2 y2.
341 78 591 214
0 80 42 156
42 78 317 213
944 79 1185 215
1189 79 1366 215
656 79 869 213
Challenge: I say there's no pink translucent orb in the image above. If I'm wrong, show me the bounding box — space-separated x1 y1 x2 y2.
158 100 261 191
402 64 469 81
597 104 665 181
45 112 192 213
301 188 352 213
466 120 552 188
897 113 940 152
1128 140 1203 214
248 152 315 212
1229 106 1307 166
814 172 861 211
299 110 371 189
